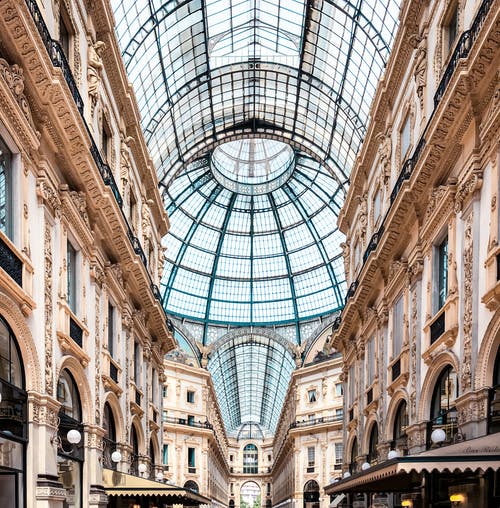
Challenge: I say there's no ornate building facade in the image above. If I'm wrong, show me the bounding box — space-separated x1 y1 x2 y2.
0 0 177 506
325 0 500 506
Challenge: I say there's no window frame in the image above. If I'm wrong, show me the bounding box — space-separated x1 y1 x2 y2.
67 240 78 314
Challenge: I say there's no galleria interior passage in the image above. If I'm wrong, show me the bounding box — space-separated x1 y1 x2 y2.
0 0 499 507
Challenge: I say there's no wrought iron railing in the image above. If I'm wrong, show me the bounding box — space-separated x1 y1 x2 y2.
430 311 446 344
162 416 213 429
69 317 83 348
289 414 343 429
363 227 384 264
391 358 401 382
345 280 358 303
0 235 22 286
109 362 118 384
434 0 493 107
102 437 118 470
129 452 139 476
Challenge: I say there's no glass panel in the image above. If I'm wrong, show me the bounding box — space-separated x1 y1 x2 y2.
0 136 12 238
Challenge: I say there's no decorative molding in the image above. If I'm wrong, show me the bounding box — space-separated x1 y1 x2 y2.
461 211 473 391
454 171 483 213
44 222 54 396
0 56 35 128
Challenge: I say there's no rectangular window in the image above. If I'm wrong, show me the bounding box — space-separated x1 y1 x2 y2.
373 188 381 226
230 483 234 495
348 365 355 407
59 12 70 59
134 342 140 386
366 337 375 386
401 115 411 159
162 410 168 422
308 414 315 422
188 447 196 468
102 120 111 163
393 295 404 358
437 236 448 309
335 408 344 419
162 444 168 465
307 446 316 470
163 385 168 398
267 483 271 496
187 415 195 426
335 383 343 397
187 390 195 403
308 389 317 403
107 302 114 357
0 137 13 238
67 241 77 313
335 443 344 464
446 4 459 53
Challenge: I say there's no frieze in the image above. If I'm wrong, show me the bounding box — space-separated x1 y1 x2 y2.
31 401 59 428
36 487 67 500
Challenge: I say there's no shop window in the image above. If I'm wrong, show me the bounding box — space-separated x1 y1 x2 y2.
392 400 408 452
489 346 500 434
0 315 27 507
103 402 118 470
367 424 379 464
349 437 358 473
56 369 83 507
130 425 139 475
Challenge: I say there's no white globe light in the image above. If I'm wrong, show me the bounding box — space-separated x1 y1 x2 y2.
361 462 371 470
156 471 164 481
387 449 400 460
430 428 446 444
111 450 122 463
66 429 82 444
138 463 147 474
343 471 351 478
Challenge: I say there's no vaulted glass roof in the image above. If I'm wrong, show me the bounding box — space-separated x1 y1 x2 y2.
112 0 401 434
207 334 295 437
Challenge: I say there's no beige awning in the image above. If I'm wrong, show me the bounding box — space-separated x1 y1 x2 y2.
324 455 500 494
103 469 211 503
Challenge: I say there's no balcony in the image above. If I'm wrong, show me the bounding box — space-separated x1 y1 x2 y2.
289 414 343 429
162 416 213 430
430 311 446 344
0 234 22 287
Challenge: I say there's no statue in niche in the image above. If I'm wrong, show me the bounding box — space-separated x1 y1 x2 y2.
87 40 106 117
413 34 427 112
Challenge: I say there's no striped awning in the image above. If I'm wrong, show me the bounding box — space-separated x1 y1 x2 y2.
103 469 210 503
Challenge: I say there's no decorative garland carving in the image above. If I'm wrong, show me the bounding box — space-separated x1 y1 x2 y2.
462 212 473 392
37 178 61 217
0 57 35 128
410 286 418 419
68 191 90 228
44 223 54 395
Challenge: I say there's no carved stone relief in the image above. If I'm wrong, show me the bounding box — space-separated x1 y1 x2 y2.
44 223 54 396
461 212 473 391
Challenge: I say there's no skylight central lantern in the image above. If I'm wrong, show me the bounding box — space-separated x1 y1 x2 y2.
212 139 295 195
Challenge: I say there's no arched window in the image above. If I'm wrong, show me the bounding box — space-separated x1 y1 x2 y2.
392 400 408 452
184 480 199 493
428 365 458 446
56 369 83 508
0 315 27 506
243 443 258 474
103 402 118 469
149 437 156 478
349 437 358 473
303 480 320 508
489 346 500 434
367 424 378 464
130 424 140 475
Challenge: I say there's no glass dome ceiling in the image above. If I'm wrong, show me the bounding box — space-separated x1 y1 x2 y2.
112 0 401 434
